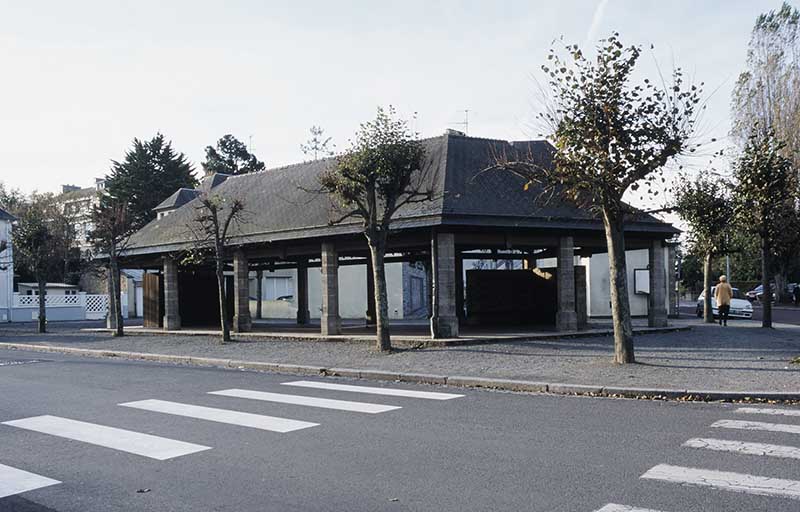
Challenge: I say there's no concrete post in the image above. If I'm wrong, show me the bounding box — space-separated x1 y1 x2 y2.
255 270 263 320
365 257 376 326
163 255 181 330
321 243 341 335
430 232 459 338
455 251 465 322
667 243 678 318
556 236 578 331
232 249 252 332
296 259 310 325
648 240 668 327
574 265 588 330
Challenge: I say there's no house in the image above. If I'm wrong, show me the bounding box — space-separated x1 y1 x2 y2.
58 179 105 256
17 283 80 296
117 132 677 338
0 206 14 322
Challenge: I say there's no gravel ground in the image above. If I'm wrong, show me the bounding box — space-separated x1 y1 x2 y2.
1 319 799 392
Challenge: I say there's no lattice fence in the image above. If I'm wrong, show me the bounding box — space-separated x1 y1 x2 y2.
14 294 81 307
85 294 109 320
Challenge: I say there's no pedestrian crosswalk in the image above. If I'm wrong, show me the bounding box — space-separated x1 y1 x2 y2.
598 405 800 510
0 379 464 501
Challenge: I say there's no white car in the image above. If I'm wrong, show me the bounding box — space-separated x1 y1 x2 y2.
696 287 753 319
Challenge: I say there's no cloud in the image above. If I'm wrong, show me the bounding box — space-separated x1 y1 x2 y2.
585 0 609 47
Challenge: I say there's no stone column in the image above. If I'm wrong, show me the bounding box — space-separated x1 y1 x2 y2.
232 249 252 332
455 250 465 322
296 259 310 325
574 265 588 329
648 240 668 327
556 236 578 331
430 232 459 338
667 243 678 318
163 255 181 330
255 270 263 320
365 257 376 326
321 243 341 335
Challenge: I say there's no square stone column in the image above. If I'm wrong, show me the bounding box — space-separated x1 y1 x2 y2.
430 232 459 338
296 259 310 325
667 243 678 318
321 243 341 335
162 255 181 330
556 236 578 331
255 270 263 320
365 256 376 326
232 249 252 332
574 265 588 330
648 240 668 327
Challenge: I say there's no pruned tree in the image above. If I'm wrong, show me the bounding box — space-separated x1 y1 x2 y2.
105 133 197 231
674 172 736 323
319 106 429 352
186 192 246 343
90 197 134 337
13 193 75 333
495 34 702 364
203 134 265 176
301 126 335 160
733 126 796 328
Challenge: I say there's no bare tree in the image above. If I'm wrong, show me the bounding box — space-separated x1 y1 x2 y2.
187 192 246 343
319 107 430 352
301 126 335 161
494 34 702 364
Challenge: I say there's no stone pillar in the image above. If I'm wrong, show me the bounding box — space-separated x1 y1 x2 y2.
455 251 465 322
574 265 588 330
365 257 376 326
556 236 578 331
163 255 181 330
296 259 310 325
255 270 263 320
321 243 341 335
232 250 252 332
667 243 678 318
430 232 459 338
648 240 668 327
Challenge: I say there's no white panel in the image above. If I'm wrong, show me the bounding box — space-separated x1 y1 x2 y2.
641 464 800 500
282 380 464 400
0 463 60 499
736 407 800 418
712 419 800 435
684 438 800 459
209 389 401 414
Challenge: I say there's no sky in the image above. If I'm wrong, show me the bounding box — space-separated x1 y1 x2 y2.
0 0 789 199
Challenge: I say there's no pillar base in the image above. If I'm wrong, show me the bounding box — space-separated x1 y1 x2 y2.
556 311 578 331
232 315 252 333
297 309 311 325
321 316 341 336
163 315 181 331
648 310 668 328
431 315 459 338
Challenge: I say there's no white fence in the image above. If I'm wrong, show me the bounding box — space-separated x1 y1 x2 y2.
11 292 111 321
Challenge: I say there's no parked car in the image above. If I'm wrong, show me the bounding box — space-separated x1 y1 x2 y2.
746 284 777 303
696 287 753 319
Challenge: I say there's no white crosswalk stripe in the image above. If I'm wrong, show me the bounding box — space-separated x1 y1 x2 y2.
209 389 401 414
119 399 318 433
594 504 669 512
736 407 800 418
0 463 60 499
684 437 800 459
712 419 800 435
641 464 800 500
2 415 211 460
282 380 464 400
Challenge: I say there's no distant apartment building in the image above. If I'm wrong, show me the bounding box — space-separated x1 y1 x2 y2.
58 178 105 256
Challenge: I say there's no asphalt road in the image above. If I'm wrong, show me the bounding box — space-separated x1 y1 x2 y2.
1 349 800 512
679 302 800 325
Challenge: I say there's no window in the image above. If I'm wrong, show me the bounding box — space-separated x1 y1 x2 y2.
264 277 293 300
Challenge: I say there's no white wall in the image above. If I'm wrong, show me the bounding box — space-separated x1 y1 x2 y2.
0 219 13 322
587 247 670 317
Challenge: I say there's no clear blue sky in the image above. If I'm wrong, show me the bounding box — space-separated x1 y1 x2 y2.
0 0 787 195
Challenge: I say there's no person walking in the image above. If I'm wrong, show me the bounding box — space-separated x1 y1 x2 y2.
793 284 800 307
714 275 733 326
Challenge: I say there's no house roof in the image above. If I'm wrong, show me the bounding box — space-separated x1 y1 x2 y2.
122 133 678 257
18 282 79 289
0 206 14 222
153 188 202 212
59 187 97 201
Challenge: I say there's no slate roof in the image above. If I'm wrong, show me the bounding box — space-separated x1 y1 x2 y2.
153 188 202 212
122 133 678 256
0 206 14 222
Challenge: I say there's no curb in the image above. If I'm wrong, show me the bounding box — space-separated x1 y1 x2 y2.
1 342 798 403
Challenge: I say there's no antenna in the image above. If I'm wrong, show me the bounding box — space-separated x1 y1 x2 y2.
448 109 470 135
248 135 254 153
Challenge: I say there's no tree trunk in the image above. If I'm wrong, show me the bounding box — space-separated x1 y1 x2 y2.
774 272 786 304
215 255 231 343
37 277 46 333
110 255 124 337
703 252 715 323
368 240 391 352
602 210 635 364
761 237 772 328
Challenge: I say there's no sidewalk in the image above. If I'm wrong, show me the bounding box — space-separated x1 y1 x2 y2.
1 319 799 401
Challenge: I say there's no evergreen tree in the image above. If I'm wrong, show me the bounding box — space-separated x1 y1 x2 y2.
202 134 265 176
104 134 196 230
